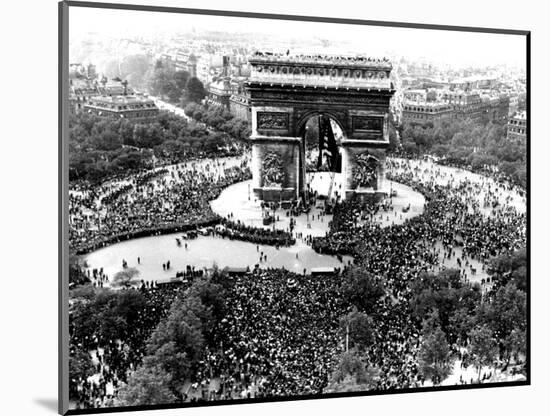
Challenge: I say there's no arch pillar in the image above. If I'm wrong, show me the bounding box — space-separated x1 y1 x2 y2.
250 135 303 202
341 141 389 203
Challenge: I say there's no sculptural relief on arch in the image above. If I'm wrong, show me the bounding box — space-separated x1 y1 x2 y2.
245 52 396 203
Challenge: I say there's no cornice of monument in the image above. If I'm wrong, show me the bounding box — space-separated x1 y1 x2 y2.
247 52 394 91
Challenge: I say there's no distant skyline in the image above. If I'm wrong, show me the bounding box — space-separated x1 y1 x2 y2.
70 6 527 70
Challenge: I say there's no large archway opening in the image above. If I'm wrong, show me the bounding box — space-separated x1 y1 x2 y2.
299 113 346 204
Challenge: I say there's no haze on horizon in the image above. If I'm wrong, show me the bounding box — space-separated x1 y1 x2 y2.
69 6 527 70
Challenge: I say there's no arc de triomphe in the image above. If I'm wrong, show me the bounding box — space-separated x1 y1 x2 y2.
245 52 395 202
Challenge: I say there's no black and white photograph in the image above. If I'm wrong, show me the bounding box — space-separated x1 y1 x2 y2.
59 1 529 414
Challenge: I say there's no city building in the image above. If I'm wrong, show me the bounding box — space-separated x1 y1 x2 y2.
69 79 101 114
159 49 198 76
83 94 159 121
402 101 453 124
68 63 102 114
403 89 428 102
449 75 498 91
229 79 251 121
443 90 509 123
196 54 227 85
206 77 233 108
400 87 509 125
507 111 527 141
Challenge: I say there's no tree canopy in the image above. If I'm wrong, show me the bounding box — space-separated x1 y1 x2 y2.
341 266 385 314
398 118 526 188
116 358 176 406
418 325 452 385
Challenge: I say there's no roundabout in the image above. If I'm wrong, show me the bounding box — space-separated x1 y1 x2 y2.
82 155 525 289
71 143 528 411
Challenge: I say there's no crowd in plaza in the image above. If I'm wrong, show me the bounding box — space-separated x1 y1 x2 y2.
69 158 251 254
190 269 348 400
308 158 526 390
69 152 527 408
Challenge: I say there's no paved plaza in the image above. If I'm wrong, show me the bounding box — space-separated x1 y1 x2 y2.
210 172 426 238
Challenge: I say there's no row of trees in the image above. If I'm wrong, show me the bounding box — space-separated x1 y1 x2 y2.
399 118 526 188
101 55 206 105
147 60 207 104
69 111 235 182
184 102 251 143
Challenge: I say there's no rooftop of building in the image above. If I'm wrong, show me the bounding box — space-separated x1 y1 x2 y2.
451 75 497 83
247 52 393 90
249 51 392 69
404 89 427 95
88 94 156 106
510 110 527 120
403 100 452 108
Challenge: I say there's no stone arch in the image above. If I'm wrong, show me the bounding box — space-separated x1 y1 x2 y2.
245 53 395 203
295 109 347 139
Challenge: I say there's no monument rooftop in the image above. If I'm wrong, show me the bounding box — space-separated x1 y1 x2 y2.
248 52 394 90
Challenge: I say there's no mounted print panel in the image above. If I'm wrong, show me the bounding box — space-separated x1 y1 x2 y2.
59 2 530 415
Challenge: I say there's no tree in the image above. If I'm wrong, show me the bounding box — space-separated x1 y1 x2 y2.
133 123 163 148
69 283 96 301
402 139 419 155
342 267 385 314
487 249 527 292
410 269 480 336
146 295 207 389
90 121 122 151
503 329 526 369
154 139 188 161
184 77 207 103
187 276 227 323
116 358 176 406
477 282 526 341
98 290 147 344
468 325 498 382
325 350 379 393
119 120 136 146
113 267 140 288
174 70 191 91
184 102 200 118
69 349 94 381
418 326 453 385
69 298 101 350
339 308 375 351
449 308 476 345
69 349 95 400
112 149 149 171
147 60 178 100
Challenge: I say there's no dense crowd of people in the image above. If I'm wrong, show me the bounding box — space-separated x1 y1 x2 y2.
69 157 251 254
309 158 526 390
69 282 191 409
216 218 296 247
69 153 527 408
183 269 349 400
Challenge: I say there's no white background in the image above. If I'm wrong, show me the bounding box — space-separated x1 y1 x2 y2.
0 0 547 415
